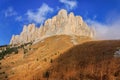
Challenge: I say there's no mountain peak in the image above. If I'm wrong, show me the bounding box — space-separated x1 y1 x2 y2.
58 9 67 16
10 9 94 45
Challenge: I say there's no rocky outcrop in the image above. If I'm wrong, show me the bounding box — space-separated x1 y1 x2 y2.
10 9 94 45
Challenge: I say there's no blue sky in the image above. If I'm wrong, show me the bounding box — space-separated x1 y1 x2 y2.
0 0 120 45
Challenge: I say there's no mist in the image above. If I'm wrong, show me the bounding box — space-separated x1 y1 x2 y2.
87 18 120 40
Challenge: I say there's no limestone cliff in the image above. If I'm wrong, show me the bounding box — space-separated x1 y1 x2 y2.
10 9 94 45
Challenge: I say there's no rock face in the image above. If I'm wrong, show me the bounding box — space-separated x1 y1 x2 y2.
10 9 94 45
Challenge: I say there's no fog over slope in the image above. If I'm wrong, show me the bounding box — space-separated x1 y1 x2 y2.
87 13 120 40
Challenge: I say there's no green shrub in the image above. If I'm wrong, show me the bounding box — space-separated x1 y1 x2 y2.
14 48 18 54
29 48 31 50
5 75 8 78
43 71 50 79
24 49 28 54
0 47 18 60
50 59 53 63
3 72 5 74
36 58 39 61
55 53 57 55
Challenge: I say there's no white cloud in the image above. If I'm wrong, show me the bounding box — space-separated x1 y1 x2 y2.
86 19 120 40
4 7 17 17
26 3 53 24
59 0 77 10
15 16 22 21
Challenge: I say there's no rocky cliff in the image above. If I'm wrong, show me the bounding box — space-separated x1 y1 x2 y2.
10 9 94 45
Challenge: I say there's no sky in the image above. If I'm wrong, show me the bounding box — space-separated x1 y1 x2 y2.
0 0 120 45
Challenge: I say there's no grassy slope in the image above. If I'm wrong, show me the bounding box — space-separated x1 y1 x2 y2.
44 40 120 80
1 36 120 80
0 35 91 80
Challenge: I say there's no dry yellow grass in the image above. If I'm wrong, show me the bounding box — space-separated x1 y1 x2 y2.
1 36 120 80
0 35 91 80
46 40 120 80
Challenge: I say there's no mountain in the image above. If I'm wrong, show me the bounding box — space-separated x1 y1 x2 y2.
0 9 95 80
10 9 94 45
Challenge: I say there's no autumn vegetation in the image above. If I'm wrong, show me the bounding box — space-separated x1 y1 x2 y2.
1 36 120 80
41 40 120 80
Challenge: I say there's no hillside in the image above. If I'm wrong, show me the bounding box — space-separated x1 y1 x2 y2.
0 35 91 80
40 40 120 80
1 35 120 80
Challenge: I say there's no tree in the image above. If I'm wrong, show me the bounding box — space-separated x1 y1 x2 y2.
43 71 50 80
50 59 53 63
